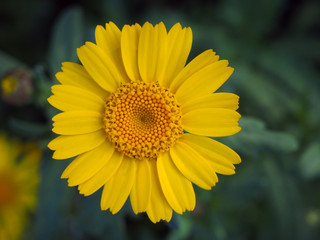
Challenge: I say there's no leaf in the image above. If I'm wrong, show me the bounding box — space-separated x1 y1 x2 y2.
34 151 72 240
8 117 49 138
75 192 127 239
236 64 297 124
219 116 299 156
0 51 25 76
216 0 286 38
300 141 320 180
263 158 303 239
48 6 84 78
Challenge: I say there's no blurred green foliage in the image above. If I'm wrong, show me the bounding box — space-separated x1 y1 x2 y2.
0 0 320 239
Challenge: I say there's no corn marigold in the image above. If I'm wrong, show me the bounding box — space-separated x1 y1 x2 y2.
0 134 40 239
48 22 241 223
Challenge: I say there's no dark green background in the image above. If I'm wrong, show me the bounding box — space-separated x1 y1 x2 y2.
0 0 319 239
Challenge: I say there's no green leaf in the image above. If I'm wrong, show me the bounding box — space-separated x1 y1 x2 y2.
8 117 49 138
48 6 84 78
300 141 320 180
34 151 72 240
219 116 299 156
75 192 127 239
263 158 304 239
236 64 297 124
32 65 52 107
0 51 25 76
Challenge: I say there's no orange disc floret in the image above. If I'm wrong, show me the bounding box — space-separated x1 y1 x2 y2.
104 81 183 160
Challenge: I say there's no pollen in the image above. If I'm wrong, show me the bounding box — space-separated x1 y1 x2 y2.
104 81 183 160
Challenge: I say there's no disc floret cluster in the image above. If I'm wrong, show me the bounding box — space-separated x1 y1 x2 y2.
104 81 183 160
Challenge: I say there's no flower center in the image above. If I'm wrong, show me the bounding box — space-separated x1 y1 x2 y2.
104 81 183 160
0 173 18 208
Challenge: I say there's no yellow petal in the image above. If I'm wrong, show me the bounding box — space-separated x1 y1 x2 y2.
182 108 241 137
57 62 108 99
101 156 136 214
146 159 172 223
170 139 218 190
175 61 234 104
77 42 122 92
130 159 151 214
138 22 167 83
158 23 192 88
182 93 239 113
48 130 106 159
52 111 103 135
121 24 142 81
62 140 115 186
180 134 240 175
48 85 105 113
95 23 130 83
78 150 123 196
169 49 219 93
157 152 195 214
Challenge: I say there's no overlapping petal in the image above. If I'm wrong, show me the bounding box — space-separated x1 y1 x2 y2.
182 108 241 137
77 42 122 92
101 156 136 214
48 85 105 113
138 22 167 83
121 24 142 81
52 111 103 135
146 159 172 223
61 140 115 186
48 130 106 159
56 62 108 99
170 139 218 190
181 92 239 113
179 134 241 175
130 159 151 214
169 49 219 93
95 22 130 83
78 150 123 196
157 23 192 88
157 152 195 214
175 60 234 105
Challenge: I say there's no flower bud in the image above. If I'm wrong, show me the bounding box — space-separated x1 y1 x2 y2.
0 68 34 106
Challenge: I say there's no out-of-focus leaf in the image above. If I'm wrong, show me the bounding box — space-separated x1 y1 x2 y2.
263 158 304 240
0 51 25 76
258 49 307 94
300 141 320 180
165 212 180 230
48 6 84 78
307 87 320 130
100 0 127 26
33 65 52 107
217 0 286 38
168 215 191 240
236 64 297 124
35 151 72 240
220 116 298 156
75 192 127 240
277 35 320 61
8 118 49 138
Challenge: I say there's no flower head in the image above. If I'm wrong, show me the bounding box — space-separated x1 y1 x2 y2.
0 67 34 106
48 22 241 223
0 134 40 239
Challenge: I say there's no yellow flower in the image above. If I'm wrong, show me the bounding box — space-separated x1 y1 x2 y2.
0 134 41 239
48 22 241 223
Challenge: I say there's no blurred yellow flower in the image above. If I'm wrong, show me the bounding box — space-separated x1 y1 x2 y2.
48 22 241 223
0 134 41 239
